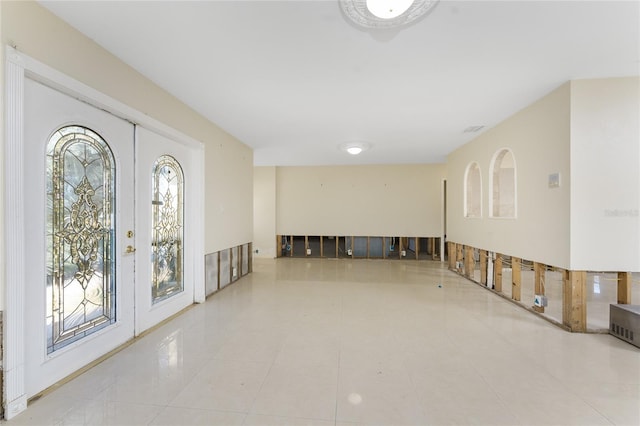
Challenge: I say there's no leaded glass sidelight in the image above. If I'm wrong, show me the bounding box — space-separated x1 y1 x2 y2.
151 155 184 303
46 126 116 354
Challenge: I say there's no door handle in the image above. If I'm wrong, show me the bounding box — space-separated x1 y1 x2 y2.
125 245 136 254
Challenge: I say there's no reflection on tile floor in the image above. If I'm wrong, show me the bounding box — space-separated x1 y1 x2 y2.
6 259 640 425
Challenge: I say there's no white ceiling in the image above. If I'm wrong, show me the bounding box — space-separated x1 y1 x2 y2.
40 0 639 166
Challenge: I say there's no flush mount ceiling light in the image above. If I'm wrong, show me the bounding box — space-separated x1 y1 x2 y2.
340 0 439 29
340 142 371 156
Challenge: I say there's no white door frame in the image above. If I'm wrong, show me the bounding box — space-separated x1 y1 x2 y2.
3 46 205 419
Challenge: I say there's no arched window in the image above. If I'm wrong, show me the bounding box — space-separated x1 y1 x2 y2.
151 155 184 303
46 126 116 353
490 148 517 218
464 162 482 218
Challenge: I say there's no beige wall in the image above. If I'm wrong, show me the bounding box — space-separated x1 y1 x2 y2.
570 77 640 271
447 83 572 268
275 164 445 237
0 1 253 258
253 166 277 258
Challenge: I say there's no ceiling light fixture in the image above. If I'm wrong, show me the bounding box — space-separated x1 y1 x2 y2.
340 142 370 156
340 0 439 29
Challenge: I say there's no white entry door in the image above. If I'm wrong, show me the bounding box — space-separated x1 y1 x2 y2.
134 126 195 333
23 78 136 397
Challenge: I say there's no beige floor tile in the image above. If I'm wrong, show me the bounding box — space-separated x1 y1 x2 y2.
7 258 640 426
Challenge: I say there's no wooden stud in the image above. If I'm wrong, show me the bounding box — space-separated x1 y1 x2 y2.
494 253 503 292
563 270 587 332
617 272 632 304
236 247 240 279
415 237 420 260
480 250 487 286
248 242 253 273
448 242 455 269
367 236 371 259
456 244 463 273
351 236 354 258
335 236 339 258
428 237 434 255
433 238 439 260
217 251 221 291
383 237 387 259
511 257 521 301
464 245 474 279
533 262 545 313
276 235 281 258
229 248 234 283
304 236 309 256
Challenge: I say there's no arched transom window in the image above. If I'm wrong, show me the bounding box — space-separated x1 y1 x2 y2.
464 162 482 218
490 148 517 218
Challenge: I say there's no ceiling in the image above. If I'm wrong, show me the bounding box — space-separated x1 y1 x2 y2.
40 1 639 166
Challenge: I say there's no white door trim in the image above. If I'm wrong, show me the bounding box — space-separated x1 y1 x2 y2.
3 46 205 419
4 49 28 420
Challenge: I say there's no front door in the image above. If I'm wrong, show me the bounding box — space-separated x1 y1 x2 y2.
23 78 136 397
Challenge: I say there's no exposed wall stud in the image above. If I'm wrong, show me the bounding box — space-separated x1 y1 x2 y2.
448 242 455 269
512 257 521 301
480 250 487 286
383 237 387 259
494 253 503 292
563 270 586 332
464 245 474 279
217 251 221 290
533 262 545 313
617 272 632 304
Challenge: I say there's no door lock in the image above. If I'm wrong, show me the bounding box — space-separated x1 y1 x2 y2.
127 230 134 238
125 245 136 254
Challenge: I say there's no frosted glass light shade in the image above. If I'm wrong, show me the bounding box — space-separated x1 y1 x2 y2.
366 0 414 19
340 0 439 29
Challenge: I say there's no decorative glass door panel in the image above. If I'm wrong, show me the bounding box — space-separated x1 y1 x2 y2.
151 155 184 303
46 126 117 353
135 126 194 335
24 77 135 398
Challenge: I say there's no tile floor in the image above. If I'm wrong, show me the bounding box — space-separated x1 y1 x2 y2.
6 258 640 425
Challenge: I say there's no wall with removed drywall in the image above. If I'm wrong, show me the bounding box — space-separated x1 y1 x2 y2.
447 77 640 272
447 82 571 269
